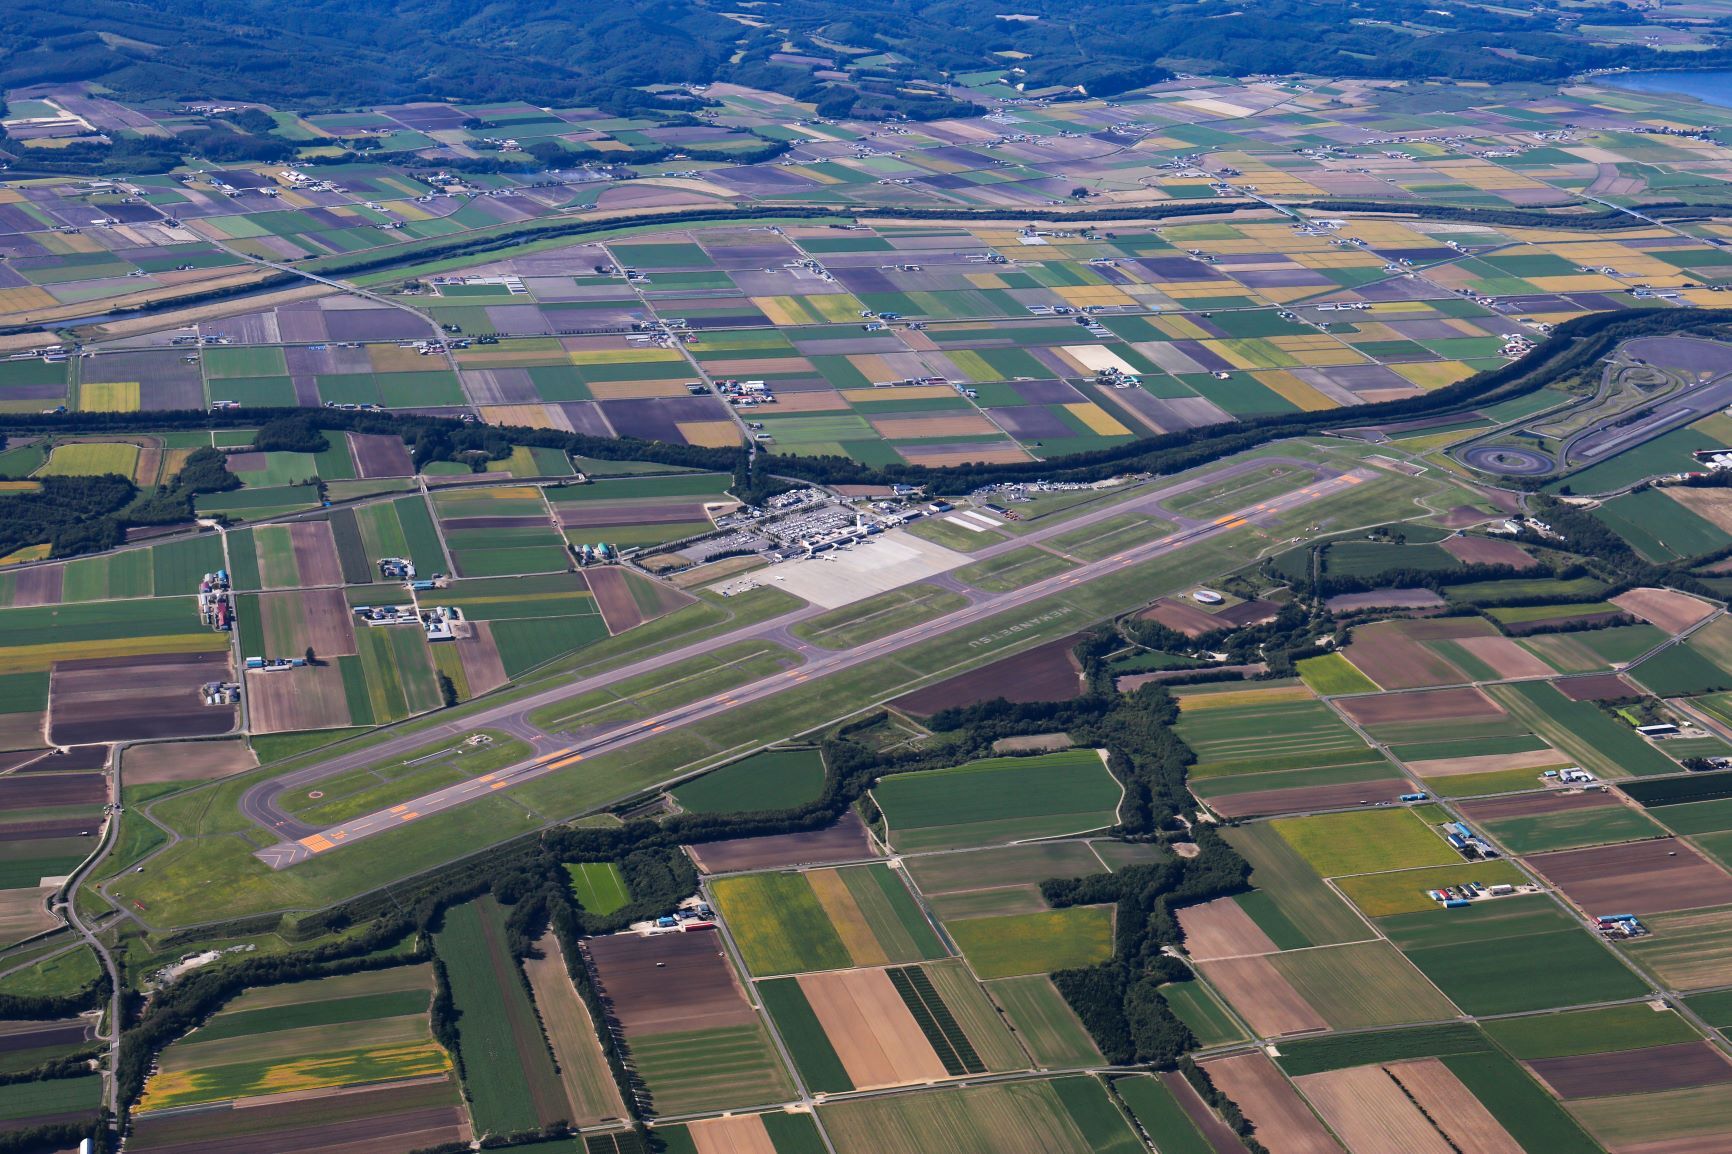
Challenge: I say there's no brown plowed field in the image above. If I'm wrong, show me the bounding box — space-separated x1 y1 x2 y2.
586 567 644 633
0 773 103 809
1337 686 1503 727
1140 598 1223 638
9 565 62 607
0 888 56 947
1343 629 1464 690
555 502 712 529
1162 1071 1255 1154
1612 587 1717 634
126 1082 469 1154
896 442 1030 467
49 651 236 745
1218 599 1281 628
262 588 357 657
1207 777 1416 818
1296 1066 1455 1154
347 432 415 478
1178 898 1279 961
125 739 257 783
687 811 874 874
1198 955 1327 1037
891 636 1082 715
41 744 110 770
289 522 344 588
687 1114 776 1154
1441 536 1536 569
1459 788 1621 822
1387 1059 1522 1154
1405 748 1568 778
585 931 756 1036
797 968 947 1090
1202 1053 1342 1154
1451 636 1554 679
455 623 509 698
243 664 352 734
1528 1042 1732 1100
1556 673 1638 701
870 413 999 439
1529 839 1732 915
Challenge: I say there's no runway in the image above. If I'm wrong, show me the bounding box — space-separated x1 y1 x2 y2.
253 463 1369 868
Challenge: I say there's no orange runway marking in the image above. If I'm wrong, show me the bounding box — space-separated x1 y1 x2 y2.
300 834 334 852
399 811 419 819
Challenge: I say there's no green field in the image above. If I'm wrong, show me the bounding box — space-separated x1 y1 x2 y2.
988 975 1101 1068
1271 940 1459 1028
947 906 1113 980
434 897 567 1136
1630 643 1732 696
1489 681 1679 778
955 547 1077 592
1295 652 1379 695
1271 806 1457 877
1335 860 1526 918
758 978 854 1092
628 1022 793 1116
1221 823 1372 947
566 861 629 915
710 871 852 976
819 1076 1142 1154
1159 979 1246 1047
1483 1003 1702 1058
1113 1076 1213 1154
1382 895 1647 1015
873 750 1121 853
671 747 825 814
1474 804 1666 854
1177 695 1371 776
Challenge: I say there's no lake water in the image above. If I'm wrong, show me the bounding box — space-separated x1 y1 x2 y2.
1600 70 1732 109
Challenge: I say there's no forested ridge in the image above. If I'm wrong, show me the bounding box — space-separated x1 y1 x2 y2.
0 0 1715 114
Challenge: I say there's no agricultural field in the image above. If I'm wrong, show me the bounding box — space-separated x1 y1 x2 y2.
871 750 1121 852
131 965 468 1154
818 1076 1142 1154
584 929 793 1116
671 747 826 814
433 896 569 1137
709 864 945 976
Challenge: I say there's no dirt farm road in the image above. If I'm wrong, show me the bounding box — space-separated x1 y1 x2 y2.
248 460 1371 868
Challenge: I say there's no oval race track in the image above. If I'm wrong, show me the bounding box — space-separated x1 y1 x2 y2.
1457 444 1555 477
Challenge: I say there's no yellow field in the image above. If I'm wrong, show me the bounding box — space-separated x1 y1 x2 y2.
586 379 692 400
1064 402 1130 436
1393 361 1476 389
136 1041 450 1112
1177 684 1315 712
676 421 741 447
0 633 228 675
0 287 56 316
568 348 684 365
0 544 51 566
1254 371 1337 412
0 481 41 493
478 404 563 429
78 381 142 413
369 344 434 373
38 441 140 476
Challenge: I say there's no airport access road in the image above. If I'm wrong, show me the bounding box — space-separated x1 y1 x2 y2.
252 465 1371 868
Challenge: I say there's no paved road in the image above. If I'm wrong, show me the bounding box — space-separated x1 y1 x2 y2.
253 463 1370 868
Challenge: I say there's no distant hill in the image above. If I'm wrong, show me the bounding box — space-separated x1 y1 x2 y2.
0 0 1717 113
